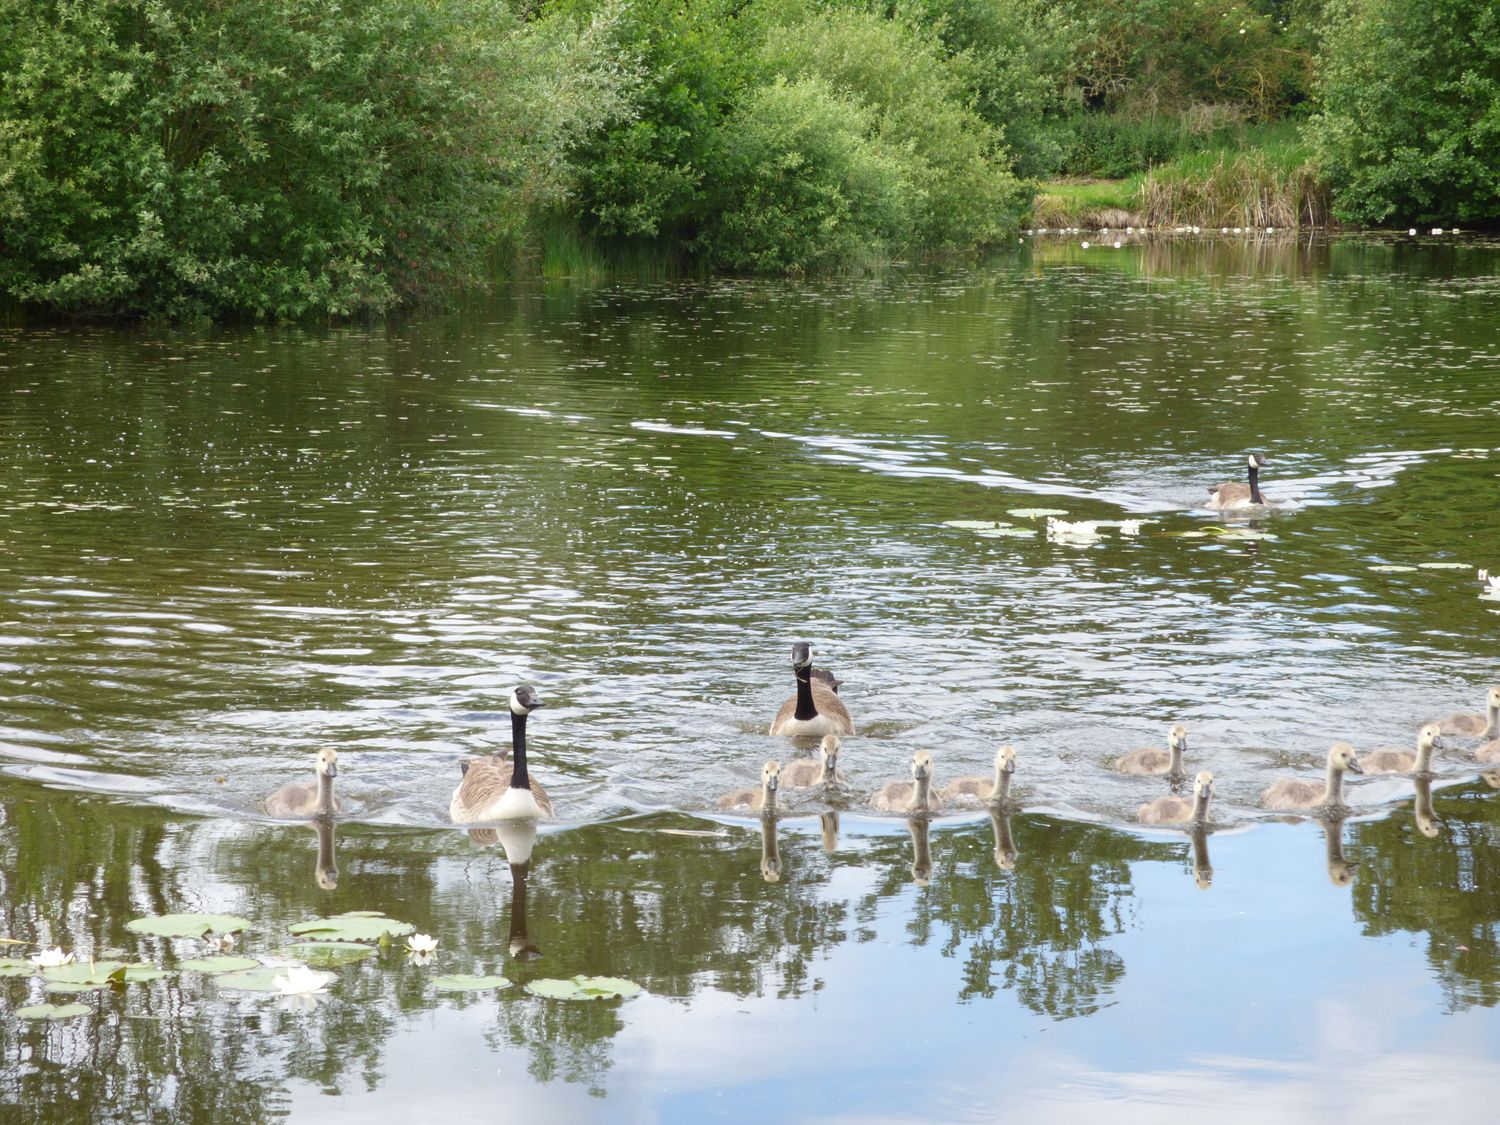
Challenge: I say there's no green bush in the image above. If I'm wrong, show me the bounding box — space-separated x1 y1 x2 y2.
1310 0 1500 225
0 0 632 319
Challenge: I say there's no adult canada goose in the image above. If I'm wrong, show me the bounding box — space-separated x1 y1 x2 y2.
871 750 942 814
1115 725 1188 778
1260 742 1364 810
907 817 933 885
989 808 1018 870
769 642 855 737
450 686 554 822
942 746 1017 805
759 816 782 883
782 735 846 788
1358 723 1439 774
1412 775 1440 839
313 817 338 890
717 760 780 813
1431 686 1500 739
266 748 341 818
1190 825 1213 889
1323 815 1356 887
1138 771 1215 825
1205 452 1268 510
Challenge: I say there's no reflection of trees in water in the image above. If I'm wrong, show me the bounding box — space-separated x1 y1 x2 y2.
1348 780 1500 1012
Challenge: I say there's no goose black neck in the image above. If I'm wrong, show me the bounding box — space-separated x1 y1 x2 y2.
794 670 818 721
1248 463 1263 505
510 711 530 790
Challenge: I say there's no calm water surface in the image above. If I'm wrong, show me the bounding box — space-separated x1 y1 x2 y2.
2 233 1499 1121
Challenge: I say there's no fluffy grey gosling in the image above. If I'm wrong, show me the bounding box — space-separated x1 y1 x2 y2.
1430 685 1500 739
871 750 942 814
782 735 846 788
1138 770 1215 825
1359 723 1439 774
1261 742 1364 810
718 760 781 814
266 748 341 818
1115 724 1188 778
942 746 1017 804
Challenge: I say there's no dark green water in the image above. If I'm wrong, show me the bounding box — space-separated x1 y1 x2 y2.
2 233 1499 1122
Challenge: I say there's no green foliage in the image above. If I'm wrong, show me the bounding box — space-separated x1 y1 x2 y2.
0 0 633 319
1309 0 1500 225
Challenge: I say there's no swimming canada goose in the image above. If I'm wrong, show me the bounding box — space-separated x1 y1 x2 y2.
820 811 840 854
769 642 855 737
1205 452 1268 510
1358 723 1439 774
449 686 554 822
717 760 780 814
941 746 1017 804
907 817 933 885
871 750 942 814
1323 815 1356 887
1431 686 1500 739
1260 742 1364 810
1138 770 1214 825
759 815 782 883
313 817 338 890
989 808 1018 870
1115 725 1188 778
1190 825 1213 889
1412 775 1440 839
782 735 846 788
266 748 341 818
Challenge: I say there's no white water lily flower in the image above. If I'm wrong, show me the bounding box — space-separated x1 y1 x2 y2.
406 934 438 956
273 965 334 996
31 948 74 968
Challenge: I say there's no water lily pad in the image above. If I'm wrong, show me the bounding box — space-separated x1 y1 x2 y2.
975 527 1036 538
1215 528 1275 541
16 1002 91 1020
282 942 377 967
333 911 389 919
215 967 299 992
1368 564 1418 573
0 958 34 977
120 964 171 983
40 961 125 987
941 519 999 529
434 974 512 992
1166 530 1210 539
288 915 415 943
178 955 260 974
1416 562 1470 570
525 975 643 1001
44 982 110 994
126 914 252 939
1008 508 1070 519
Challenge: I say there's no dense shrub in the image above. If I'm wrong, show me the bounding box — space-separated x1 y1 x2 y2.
1310 0 1500 225
0 0 632 319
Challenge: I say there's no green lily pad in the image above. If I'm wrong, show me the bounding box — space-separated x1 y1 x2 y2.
282 942 377 967
525 975 643 1001
0 958 35 977
1166 530 1210 539
334 911 389 919
178 955 260 974
120 964 171 983
215 967 303 993
288 915 414 943
126 914 252 939
942 519 999 529
1008 508 1070 519
1215 528 1275 541
975 527 1037 538
1368 564 1418 573
44 982 110 994
434 974 512 993
16 1002 91 1020
1416 562 1470 570
40 961 125 987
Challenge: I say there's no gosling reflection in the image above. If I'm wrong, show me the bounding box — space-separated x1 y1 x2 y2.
759 816 782 883
819 811 840 855
313 815 338 890
1189 825 1213 889
1324 814 1357 887
989 808 1018 870
907 817 933 885
1412 775 1440 838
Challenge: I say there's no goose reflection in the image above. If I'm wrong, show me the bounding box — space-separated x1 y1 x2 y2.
759 815 782 883
1189 825 1213 889
313 815 338 890
1323 814 1357 887
907 817 933 885
508 851 541 961
819 811 839 855
1412 775 1440 838
989 808 1018 870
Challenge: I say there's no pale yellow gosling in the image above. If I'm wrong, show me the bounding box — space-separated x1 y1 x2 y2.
941 746 1017 804
1359 723 1439 774
1115 724 1188 778
782 735 846 788
717 760 781 813
1138 771 1214 826
1261 742 1364 810
871 750 942 814
266 748 340 818
1431 685 1500 739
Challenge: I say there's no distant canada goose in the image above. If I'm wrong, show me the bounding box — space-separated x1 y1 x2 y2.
782 735 846 788
871 750 942 814
759 816 782 883
1431 686 1500 739
769 642 855 737
820 811 840 854
1260 742 1364 810
1115 724 1188 778
1358 723 1439 774
1323 815 1356 887
1205 452 1268 510
266 748 341 818
1189 825 1213 889
989 808 1018 870
717 760 780 814
313 817 338 890
1138 771 1214 825
907 817 933 885
450 686 554 822
1412 775 1440 839
942 746 1017 805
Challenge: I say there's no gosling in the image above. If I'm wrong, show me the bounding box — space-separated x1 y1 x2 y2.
1115 724 1188 778
265 748 341 818
1358 723 1439 774
941 746 1017 805
1430 686 1500 740
1261 742 1364 810
781 735 846 788
717 760 780 814
871 750 942 814
1138 770 1214 826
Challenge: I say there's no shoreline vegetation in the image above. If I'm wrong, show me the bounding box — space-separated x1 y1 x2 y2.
2 0 1496 321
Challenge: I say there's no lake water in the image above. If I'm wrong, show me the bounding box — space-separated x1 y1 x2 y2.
2 232 1499 1122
